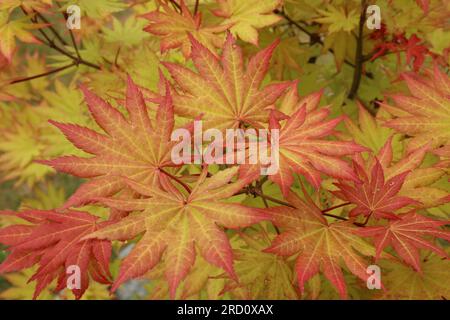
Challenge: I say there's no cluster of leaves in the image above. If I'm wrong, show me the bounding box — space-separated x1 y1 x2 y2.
0 0 449 300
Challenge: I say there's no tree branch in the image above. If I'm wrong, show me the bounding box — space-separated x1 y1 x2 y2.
159 168 192 194
21 7 100 70
194 0 199 15
9 63 76 85
56 1 81 61
321 202 351 213
348 0 368 99
34 11 68 46
276 9 358 70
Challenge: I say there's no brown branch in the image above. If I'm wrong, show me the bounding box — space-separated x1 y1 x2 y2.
348 0 368 99
9 63 76 85
354 212 372 227
194 0 199 15
252 189 294 207
159 168 192 194
321 202 351 213
21 7 100 70
57 2 81 61
169 0 181 12
255 181 281 234
34 11 68 46
276 9 357 70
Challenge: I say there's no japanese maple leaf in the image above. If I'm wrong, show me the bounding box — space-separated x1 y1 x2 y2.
0 0 52 13
41 76 180 207
375 136 448 208
224 232 298 299
404 35 428 71
333 158 420 220
241 84 365 196
433 145 450 169
382 65 450 152
380 253 450 299
142 0 227 58
415 0 429 12
83 166 269 297
265 192 377 299
0 12 46 62
212 0 282 45
0 209 112 299
163 32 291 129
356 212 450 272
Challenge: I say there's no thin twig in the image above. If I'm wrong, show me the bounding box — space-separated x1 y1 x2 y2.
159 168 192 194
348 0 368 99
9 63 76 85
252 189 294 207
354 212 372 227
56 1 81 61
321 202 351 213
34 11 68 46
256 181 281 234
21 7 100 70
169 0 181 12
114 46 122 68
194 0 199 15
275 9 357 70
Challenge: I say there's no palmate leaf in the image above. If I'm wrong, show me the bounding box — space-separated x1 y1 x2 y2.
83 166 269 297
265 192 377 299
381 65 450 153
0 12 46 62
357 212 450 272
163 32 291 129
143 254 225 300
335 135 449 211
241 84 366 196
212 0 282 45
333 159 420 220
224 231 298 299
142 0 227 58
380 253 450 300
41 76 181 207
0 0 52 13
0 209 112 299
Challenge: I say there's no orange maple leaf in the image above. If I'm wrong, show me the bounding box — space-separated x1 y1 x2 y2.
83 166 268 297
382 65 450 153
142 0 227 58
265 192 377 299
240 84 366 196
0 209 112 299
163 33 291 129
41 76 183 207
357 212 449 272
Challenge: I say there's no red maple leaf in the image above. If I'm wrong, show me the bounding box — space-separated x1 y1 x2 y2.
356 212 449 272
333 158 420 220
41 76 182 207
83 166 268 297
265 192 378 299
240 84 366 196
0 209 112 299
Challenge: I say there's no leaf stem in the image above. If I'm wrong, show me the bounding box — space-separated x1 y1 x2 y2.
194 0 199 15
169 0 181 12
249 186 349 222
159 168 192 194
321 202 351 213
348 0 368 99
21 6 101 70
34 11 68 46
9 63 76 85
276 8 367 73
255 180 281 234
